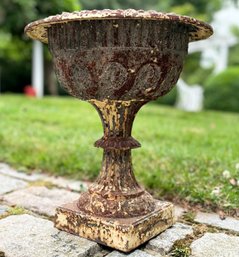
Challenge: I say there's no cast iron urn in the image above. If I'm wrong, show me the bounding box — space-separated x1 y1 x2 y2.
25 9 213 252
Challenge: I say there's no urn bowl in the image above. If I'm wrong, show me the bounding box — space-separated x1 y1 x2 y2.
25 9 213 101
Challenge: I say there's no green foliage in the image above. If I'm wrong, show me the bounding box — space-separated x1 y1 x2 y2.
229 44 239 66
181 52 213 86
80 0 160 11
182 211 196 222
0 36 31 61
80 0 221 20
0 0 80 92
0 206 28 219
204 67 239 112
156 86 177 106
171 246 191 257
0 0 80 34
7 206 28 215
169 0 221 20
171 3 206 20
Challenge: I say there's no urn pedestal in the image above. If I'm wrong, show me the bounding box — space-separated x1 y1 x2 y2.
25 9 212 252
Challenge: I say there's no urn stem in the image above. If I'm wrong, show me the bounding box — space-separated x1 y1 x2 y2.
77 99 156 218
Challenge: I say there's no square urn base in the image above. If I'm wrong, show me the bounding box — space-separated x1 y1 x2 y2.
54 200 175 252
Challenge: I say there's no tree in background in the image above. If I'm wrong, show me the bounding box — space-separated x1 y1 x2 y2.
0 0 80 94
80 0 221 20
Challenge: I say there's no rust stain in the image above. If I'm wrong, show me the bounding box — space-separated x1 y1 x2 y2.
46 19 189 101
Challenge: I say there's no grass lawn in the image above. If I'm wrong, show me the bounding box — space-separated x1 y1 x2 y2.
0 94 239 214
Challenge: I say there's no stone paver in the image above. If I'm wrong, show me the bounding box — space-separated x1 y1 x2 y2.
106 250 156 257
0 174 28 195
43 176 88 192
0 163 88 192
1 162 239 257
0 214 100 257
147 223 193 255
2 186 79 216
0 163 43 182
190 232 239 257
195 212 239 233
174 205 185 220
0 205 9 216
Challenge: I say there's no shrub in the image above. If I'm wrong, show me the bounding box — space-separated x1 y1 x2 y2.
204 67 239 112
156 86 177 106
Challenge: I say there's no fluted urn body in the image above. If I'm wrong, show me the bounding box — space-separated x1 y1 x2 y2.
48 19 188 101
25 9 213 252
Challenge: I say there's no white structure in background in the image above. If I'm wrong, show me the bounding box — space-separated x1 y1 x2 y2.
176 79 204 112
32 40 44 98
176 0 239 112
199 0 239 74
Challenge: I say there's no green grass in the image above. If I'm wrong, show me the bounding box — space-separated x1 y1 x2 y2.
1 95 239 212
0 206 29 219
171 246 191 257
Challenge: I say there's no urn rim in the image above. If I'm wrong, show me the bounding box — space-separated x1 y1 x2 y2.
25 9 213 44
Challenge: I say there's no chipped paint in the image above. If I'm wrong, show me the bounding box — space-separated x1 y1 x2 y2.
55 200 174 252
69 99 156 219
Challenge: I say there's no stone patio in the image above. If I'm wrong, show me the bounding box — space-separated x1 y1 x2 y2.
0 163 239 257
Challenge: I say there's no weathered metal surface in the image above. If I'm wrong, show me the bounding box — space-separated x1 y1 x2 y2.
25 9 213 44
55 200 174 252
47 19 188 100
92 100 144 149
25 9 213 251
75 100 155 218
